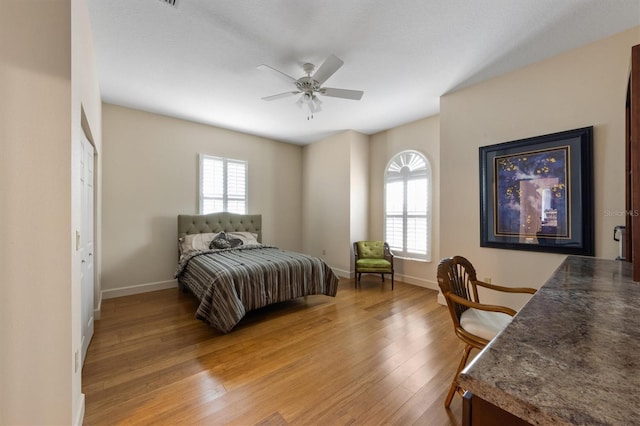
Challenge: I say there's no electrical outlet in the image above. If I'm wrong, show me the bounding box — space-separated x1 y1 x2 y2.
484 277 492 284
322 249 326 255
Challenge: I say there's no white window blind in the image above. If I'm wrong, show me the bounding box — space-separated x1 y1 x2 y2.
199 155 247 214
384 150 431 261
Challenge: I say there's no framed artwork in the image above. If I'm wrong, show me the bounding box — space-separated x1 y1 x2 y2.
479 127 594 255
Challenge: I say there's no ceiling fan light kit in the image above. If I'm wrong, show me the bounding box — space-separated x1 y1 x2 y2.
259 54 364 119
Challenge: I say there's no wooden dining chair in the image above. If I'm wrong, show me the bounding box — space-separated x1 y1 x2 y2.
436 255 536 408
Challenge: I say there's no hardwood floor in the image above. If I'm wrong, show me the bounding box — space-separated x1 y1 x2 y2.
82 278 467 425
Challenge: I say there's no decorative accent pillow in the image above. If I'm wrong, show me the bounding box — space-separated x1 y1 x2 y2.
210 236 232 249
227 238 244 248
209 238 231 249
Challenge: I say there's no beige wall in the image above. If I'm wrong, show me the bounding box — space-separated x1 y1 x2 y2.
349 132 370 270
369 116 441 290
440 27 640 309
302 131 352 274
101 104 302 294
100 27 640 304
0 0 101 424
301 130 369 275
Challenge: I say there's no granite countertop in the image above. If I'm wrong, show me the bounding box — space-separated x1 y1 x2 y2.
458 256 640 425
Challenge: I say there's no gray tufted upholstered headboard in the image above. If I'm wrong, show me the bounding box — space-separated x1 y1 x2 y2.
178 212 262 243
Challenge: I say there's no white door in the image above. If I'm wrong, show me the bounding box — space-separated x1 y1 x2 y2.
80 134 95 364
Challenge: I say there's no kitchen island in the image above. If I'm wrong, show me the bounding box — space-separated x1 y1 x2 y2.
458 256 640 425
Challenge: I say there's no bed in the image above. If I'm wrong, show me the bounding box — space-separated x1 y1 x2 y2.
174 212 339 333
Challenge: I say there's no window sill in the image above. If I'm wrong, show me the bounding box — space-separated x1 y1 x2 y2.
393 256 432 263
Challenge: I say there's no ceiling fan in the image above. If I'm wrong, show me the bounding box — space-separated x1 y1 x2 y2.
258 54 364 119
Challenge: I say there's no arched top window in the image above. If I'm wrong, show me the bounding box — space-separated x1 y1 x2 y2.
384 150 432 261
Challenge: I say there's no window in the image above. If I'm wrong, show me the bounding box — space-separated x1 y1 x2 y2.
384 150 431 261
199 154 247 214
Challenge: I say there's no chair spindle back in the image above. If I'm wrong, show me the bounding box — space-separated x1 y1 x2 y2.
437 256 479 320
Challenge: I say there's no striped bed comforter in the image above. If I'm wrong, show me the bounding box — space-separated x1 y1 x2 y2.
174 245 339 333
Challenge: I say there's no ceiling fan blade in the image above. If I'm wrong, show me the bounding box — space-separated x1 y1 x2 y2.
261 91 300 101
320 87 364 100
257 64 297 85
312 54 343 85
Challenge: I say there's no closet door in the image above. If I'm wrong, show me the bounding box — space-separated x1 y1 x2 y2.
80 134 95 364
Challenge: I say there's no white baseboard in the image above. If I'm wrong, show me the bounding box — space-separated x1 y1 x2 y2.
351 271 439 291
331 267 352 279
346 270 445 304
74 393 85 426
101 279 178 299
395 273 439 291
93 294 102 320
98 275 446 304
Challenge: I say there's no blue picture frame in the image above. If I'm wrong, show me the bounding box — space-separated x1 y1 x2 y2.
479 127 594 255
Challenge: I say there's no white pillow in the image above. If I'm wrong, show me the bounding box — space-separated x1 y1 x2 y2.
178 232 220 257
226 231 260 245
460 308 512 341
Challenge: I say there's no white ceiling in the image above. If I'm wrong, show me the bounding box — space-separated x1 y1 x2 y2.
87 0 640 145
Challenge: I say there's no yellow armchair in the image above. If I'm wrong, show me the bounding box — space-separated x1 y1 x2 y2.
353 241 394 289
